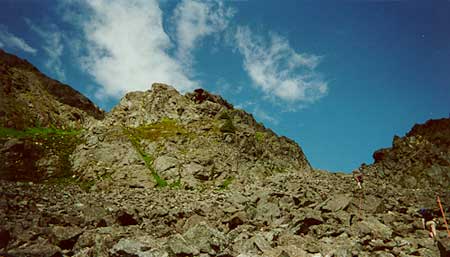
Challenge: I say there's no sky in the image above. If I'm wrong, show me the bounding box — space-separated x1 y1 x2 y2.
1 0 449 172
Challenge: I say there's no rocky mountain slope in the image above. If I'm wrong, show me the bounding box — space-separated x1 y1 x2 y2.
361 118 450 192
0 49 104 181
0 49 104 129
71 83 311 189
0 50 449 257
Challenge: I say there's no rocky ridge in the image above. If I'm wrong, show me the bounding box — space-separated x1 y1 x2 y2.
71 83 311 189
361 118 450 192
0 50 104 181
0 49 104 130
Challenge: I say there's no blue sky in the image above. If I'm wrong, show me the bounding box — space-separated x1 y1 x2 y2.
1 0 449 172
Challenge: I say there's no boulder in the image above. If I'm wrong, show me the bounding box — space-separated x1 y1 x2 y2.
438 237 450 257
352 217 392 240
51 225 83 250
8 241 62 257
110 238 164 257
182 223 227 255
322 194 352 212
167 234 199 256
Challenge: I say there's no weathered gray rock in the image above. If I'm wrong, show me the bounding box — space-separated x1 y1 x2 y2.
255 202 281 223
8 240 62 257
352 217 392 240
153 155 178 174
51 225 83 250
110 238 163 257
167 234 199 256
322 194 352 212
182 223 227 255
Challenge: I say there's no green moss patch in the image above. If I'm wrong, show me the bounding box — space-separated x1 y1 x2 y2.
0 126 82 182
255 131 266 142
124 122 172 188
127 118 187 141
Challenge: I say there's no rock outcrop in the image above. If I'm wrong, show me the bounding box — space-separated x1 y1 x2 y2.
71 83 311 189
361 118 450 192
0 49 104 181
0 49 104 130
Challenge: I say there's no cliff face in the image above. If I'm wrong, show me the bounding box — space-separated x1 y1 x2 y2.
0 49 104 130
362 118 450 190
71 83 312 188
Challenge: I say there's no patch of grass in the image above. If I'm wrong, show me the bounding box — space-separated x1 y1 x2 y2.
124 126 168 188
169 178 182 189
0 126 82 182
255 131 266 142
220 119 236 133
129 118 187 141
152 172 168 187
46 176 94 192
0 126 80 139
218 176 234 190
79 180 95 191
218 110 231 120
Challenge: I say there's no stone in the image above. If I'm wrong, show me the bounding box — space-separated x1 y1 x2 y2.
255 202 281 223
352 217 392 240
438 237 450 257
167 234 199 256
8 241 62 257
51 225 83 250
322 194 352 212
110 238 156 257
153 156 178 174
182 223 227 255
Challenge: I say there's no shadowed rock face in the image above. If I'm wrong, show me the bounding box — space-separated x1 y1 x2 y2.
0 49 104 129
0 49 105 182
362 118 450 192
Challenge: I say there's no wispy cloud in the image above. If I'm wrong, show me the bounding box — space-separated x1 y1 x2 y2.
0 25 37 54
173 0 234 65
253 106 279 125
235 26 328 104
65 0 216 100
26 20 65 81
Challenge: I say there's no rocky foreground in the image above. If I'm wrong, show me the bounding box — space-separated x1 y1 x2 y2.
1 169 449 257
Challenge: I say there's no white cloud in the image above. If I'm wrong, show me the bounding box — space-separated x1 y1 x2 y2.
26 20 66 81
253 106 279 125
235 26 328 104
173 0 234 64
0 25 37 54
68 0 198 100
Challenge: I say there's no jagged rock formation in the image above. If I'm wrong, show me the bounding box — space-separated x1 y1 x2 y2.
0 49 104 129
71 83 311 188
361 118 450 191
